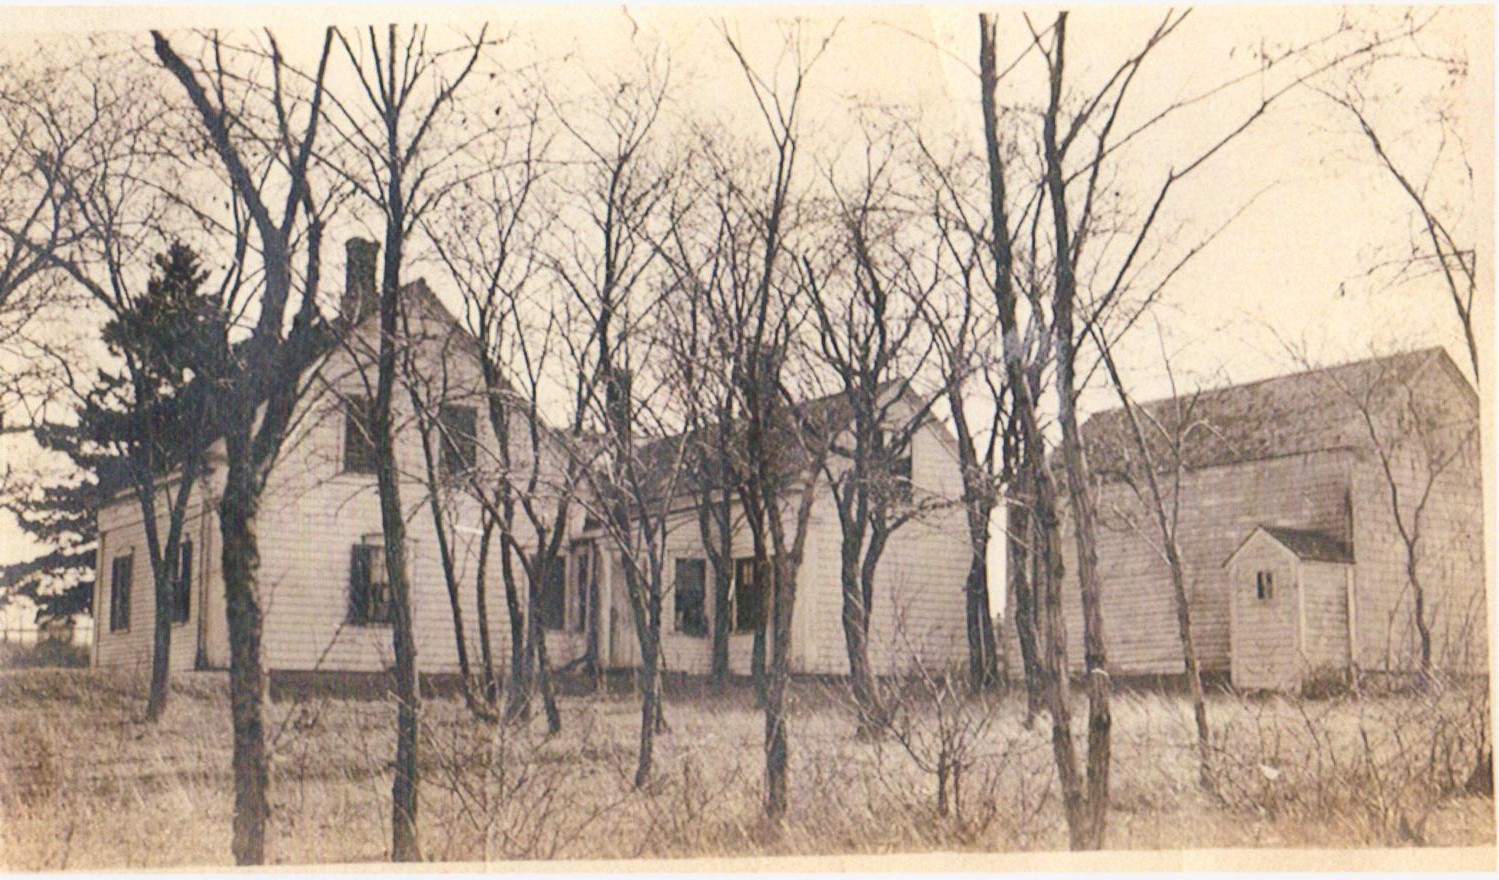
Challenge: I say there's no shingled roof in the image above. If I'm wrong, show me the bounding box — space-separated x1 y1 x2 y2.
1258 526 1355 564
1082 347 1471 480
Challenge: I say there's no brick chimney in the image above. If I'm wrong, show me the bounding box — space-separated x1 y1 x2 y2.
339 237 379 325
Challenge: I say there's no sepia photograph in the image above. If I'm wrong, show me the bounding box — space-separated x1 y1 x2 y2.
0 3 1491 870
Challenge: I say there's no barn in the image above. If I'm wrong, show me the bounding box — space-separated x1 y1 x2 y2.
1010 347 1485 692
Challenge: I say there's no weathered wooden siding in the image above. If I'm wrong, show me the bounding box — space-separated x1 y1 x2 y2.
1226 537 1300 691
1300 561 1351 672
1035 447 1355 676
1350 435 1486 674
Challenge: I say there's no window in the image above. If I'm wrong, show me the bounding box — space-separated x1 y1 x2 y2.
171 540 193 625
438 404 478 475
349 542 394 625
1255 570 1274 601
109 553 133 632
343 396 377 473
674 558 707 637
539 559 566 631
732 557 768 633
890 453 914 503
571 545 591 633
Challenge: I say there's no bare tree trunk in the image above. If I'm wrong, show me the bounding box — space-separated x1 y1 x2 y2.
763 557 791 819
219 441 270 866
1040 11 1111 848
1007 470 1046 726
1165 538 1211 786
500 542 528 721
963 532 999 693
533 619 562 735
474 518 498 702
374 221 419 863
704 485 734 694
838 541 882 734
1410 554 1433 679
144 543 175 721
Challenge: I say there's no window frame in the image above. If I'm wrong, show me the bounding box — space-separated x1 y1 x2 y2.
731 556 767 634
109 552 133 633
349 541 395 626
570 544 591 634
437 403 478 477
171 540 193 625
538 557 567 632
342 395 378 474
673 557 708 638
1255 569 1274 601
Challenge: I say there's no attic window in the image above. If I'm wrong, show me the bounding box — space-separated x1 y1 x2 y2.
1255 570 1274 601
438 404 478 475
343 396 378 474
890 453 914 503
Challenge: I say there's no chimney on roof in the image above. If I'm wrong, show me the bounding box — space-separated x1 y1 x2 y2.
340 237 380 326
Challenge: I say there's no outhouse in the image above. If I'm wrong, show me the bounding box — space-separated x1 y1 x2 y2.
1224 525 1355 692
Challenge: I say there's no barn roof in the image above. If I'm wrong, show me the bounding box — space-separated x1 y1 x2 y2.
1082 347 1471 479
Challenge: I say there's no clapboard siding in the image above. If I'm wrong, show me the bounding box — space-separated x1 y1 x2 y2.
1042 447 1355 676
798 419 971 676
92 486 212 674
251 298 573 675
89 282 980 682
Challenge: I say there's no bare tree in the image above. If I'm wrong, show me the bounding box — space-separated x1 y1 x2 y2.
152 27 336 864
808 132 947 735
323 23 489 859
0 51 219 723
1315 348 1479 679
653 161 748 695
1090 328 1214 787
1324 91 1480 386
719 20 836 821
547 56 681 785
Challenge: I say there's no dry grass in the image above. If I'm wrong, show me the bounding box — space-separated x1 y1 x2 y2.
0 668 1490 867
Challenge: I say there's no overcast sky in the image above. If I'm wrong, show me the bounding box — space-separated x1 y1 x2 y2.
0 5 1490 573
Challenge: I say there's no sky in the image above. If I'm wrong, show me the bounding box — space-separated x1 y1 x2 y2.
0 5 1491 591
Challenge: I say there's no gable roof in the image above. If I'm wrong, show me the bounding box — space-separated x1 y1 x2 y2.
1227 524 1355 567
1083 347 1473 479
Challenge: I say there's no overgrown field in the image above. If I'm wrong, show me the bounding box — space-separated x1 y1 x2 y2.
0 669 1491 868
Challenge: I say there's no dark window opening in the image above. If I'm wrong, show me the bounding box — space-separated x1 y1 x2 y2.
349 542 394 625
172 540 193 624
571 546 591 633
732 556 768 633
890 453 914 503
1255 570 1274 601
438 404 478 475
109 554 133 633
539 559 566 631
674 557 707 637
343 396 378 474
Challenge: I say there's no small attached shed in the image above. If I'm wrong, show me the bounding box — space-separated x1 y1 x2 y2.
1225 525 1355 692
